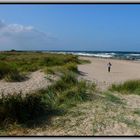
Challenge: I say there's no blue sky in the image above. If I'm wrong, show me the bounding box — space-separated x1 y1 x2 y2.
0 4 140 51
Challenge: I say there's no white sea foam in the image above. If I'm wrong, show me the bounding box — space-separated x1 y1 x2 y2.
70 52 115 58
50 51 116 58
129 54 140 56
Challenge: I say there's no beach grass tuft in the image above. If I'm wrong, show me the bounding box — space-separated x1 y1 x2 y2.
133 109 140 116
104 91 124 104
109 80 140 95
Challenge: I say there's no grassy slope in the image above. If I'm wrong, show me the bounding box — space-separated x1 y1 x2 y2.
30 91 140 136
2 90 140 136
0 72 96 135
1 80 140 136
0 52 84 81
109 80 140 95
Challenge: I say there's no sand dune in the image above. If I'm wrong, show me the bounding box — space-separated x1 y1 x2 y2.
78 57 140 90
0 70 55 96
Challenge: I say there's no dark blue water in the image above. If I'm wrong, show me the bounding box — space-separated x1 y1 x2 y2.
44 50 140 61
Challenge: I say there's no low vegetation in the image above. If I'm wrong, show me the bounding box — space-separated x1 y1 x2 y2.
1 74 140 135
109 80 140 95
104 91 124 105
0 51 84 82
134 109 140 116
45 62 78 75
0 71 96 130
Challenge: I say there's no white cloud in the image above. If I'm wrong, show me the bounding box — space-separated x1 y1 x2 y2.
0 20 56 50
7 24 34 32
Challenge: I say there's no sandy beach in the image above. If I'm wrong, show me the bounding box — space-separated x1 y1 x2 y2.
78 57 140 90
0 70 56 96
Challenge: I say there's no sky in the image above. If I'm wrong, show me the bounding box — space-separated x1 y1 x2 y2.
0 4 140 51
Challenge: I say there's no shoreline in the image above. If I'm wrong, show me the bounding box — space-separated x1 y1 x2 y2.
79 55 140 63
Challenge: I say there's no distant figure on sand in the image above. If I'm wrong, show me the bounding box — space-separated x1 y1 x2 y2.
107 62 112 72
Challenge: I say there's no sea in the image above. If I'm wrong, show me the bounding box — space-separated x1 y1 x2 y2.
44 50 140 61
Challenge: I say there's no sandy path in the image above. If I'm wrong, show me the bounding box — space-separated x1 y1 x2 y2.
78 57 140 90
0 70 54 96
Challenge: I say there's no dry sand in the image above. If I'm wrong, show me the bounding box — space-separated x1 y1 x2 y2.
78 57 140 90
0 70 56 96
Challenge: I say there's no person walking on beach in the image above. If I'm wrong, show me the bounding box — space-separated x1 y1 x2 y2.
107 62 112 72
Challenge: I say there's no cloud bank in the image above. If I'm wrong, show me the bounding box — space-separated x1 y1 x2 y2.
0 20 55 50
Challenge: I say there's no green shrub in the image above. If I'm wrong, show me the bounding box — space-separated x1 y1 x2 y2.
45 67 56 75
0 61 26 82
0 91 60 125
109 80 140 95
4 71 26 82
60 71 78 84
58 81 91 105
0 62 18 79
63 63 78 73
79 59 91 64
134 109 140 116
39 56 64 66
0 54 7 60
59 81 94 110
64 55 79 64
0 52 81 75
43 72 95 110
105 92 124 104
19 64 39 72
0 62 11 78
47 71 77 92
38 54 80 67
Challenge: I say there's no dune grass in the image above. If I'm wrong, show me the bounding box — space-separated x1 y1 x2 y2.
0 52 84 82
0 61 25 82
134 109 140 116
104 91 124 105
0 71 96 128
109 80 140 95
45 62 78 75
